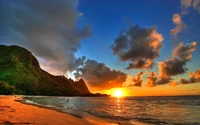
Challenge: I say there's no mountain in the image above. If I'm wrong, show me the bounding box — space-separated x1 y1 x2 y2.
74 78 90 94
0 45 90 96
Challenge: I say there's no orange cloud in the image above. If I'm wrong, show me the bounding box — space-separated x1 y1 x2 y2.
146 72 157 87
131 72 145 87
172 42 197 61
180 69 200 84
168 80 178 86
74 59 127 91
171 13 186 35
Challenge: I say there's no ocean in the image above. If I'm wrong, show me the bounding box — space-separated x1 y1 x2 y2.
23 96 200 125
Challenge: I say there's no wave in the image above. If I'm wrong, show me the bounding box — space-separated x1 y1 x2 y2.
22 96 200 125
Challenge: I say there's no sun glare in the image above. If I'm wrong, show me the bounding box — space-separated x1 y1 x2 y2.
113 90 123 97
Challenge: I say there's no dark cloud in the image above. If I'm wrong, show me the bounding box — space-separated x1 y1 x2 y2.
156 77 173 85
180 78 190 84
0 0 91 74
180 69 200 84
111 24 163 69
126 59 154 69
74 59 127 91
158 58 187 77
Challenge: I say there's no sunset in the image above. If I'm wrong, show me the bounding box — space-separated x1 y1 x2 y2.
113 89 123 97
0 0 200 125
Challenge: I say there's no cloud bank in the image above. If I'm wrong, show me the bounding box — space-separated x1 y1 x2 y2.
146 41 197 87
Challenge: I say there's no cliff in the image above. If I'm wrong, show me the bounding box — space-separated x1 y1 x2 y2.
0 45 90 96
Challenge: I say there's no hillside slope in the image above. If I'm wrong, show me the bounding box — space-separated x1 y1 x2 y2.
0 45 90 96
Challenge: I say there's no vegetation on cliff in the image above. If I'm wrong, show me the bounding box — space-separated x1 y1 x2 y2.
0 45 90 96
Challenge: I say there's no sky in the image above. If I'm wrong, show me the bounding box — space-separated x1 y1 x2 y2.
0 0 200 96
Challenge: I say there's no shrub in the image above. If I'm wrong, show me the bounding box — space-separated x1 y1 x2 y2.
0 81 16 95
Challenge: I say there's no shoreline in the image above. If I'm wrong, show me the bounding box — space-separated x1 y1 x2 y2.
0 95 111 125
15 97 83 119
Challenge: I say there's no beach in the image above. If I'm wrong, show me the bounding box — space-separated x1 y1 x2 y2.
1 95 200 125
0 96 94 125
21 95 200 125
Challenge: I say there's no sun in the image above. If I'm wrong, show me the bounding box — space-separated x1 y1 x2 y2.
113 90 123 97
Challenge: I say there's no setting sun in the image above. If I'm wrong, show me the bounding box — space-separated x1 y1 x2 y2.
113 90 123 97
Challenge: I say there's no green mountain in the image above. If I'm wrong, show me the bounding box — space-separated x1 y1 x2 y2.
0 45 90 96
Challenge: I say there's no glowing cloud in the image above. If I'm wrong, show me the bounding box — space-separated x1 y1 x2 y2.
173 42 197 61
74 59 127 91
171 13 186 35
180 69 200 84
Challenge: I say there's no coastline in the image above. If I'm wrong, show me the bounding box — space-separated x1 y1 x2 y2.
0 95 110 125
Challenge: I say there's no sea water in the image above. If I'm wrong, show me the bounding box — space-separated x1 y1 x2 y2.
23 96 200 125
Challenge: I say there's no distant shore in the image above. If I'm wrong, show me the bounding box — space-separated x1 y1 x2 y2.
0 95 106 125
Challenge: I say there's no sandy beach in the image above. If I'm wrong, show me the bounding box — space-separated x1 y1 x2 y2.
0 96 94 125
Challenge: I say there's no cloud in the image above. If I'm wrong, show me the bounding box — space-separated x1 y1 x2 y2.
146 72 157 87
146 72 172 87
158 58 187 77
0 0 91 74
74 59 127 91
180 0 200 14
181 0 193 14
126 59 154 69
146 41 197 87
172 42 197 61
181 0 193 7
126 72 146 87
172 13 182 24
180 69 200 84
193 0 200 13
168 80 178 86
111 24 163 69
128 41 197 88
158 41 196 77
156 76 172 85
171 13 186 35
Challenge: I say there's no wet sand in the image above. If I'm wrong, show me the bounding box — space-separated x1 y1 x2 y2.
0 96 94 125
